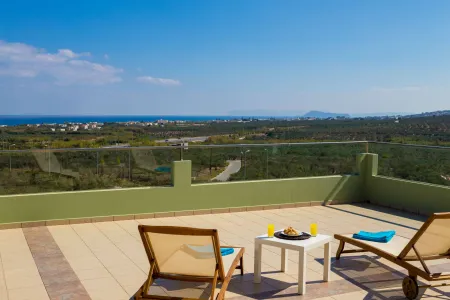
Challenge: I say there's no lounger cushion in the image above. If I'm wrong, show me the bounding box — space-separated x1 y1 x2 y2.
337 234 411 257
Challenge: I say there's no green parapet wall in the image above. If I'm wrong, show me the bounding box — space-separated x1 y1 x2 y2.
0 159 363 224
367 176 450 215
361 153 450 215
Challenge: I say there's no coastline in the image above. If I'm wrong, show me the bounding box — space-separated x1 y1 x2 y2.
0 115 275 126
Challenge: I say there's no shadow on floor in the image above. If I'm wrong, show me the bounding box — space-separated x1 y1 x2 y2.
316 254 450 300
129 256 450 300
324 204 426 231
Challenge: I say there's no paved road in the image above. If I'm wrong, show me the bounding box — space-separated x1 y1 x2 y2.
213 160 242 182
156 136 209 143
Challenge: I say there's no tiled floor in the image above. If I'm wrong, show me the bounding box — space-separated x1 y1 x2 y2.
0 204 449 300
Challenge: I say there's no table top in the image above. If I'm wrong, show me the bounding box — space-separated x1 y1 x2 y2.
255 231 332 251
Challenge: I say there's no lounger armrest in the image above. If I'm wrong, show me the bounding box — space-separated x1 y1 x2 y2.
216 247 245 300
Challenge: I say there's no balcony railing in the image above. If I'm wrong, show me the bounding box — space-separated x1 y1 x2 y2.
0 141 448 195
370 142 450 187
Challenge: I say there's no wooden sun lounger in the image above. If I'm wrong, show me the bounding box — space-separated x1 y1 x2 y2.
134 225 245 300
335 212 450 299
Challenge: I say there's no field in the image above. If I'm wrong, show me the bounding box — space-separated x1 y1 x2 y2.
0 115 449 195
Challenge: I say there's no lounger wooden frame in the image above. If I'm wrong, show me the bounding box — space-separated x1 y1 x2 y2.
134 225 245 300
335 212 450 299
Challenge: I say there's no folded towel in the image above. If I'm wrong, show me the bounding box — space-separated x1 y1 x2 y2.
182 244 215 259
220 248 234 256
353 230 396 243
182 245 235 259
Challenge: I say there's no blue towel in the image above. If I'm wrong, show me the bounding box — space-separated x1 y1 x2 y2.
221 248 234 256
353 230 396 243
182 245 235 258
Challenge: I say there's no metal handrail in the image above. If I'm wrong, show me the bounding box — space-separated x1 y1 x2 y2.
0 140 448 153
369 141 450 150
0 141 369 153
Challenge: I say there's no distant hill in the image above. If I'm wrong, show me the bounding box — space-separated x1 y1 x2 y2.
302 111 350 118
404 110 450 118
351 112 410 117
226 109 449 119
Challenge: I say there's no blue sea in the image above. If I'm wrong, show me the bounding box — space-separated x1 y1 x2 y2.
0 115 265 126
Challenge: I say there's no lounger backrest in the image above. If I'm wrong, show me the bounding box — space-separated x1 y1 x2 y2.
138 225 225 279
399 213 450 260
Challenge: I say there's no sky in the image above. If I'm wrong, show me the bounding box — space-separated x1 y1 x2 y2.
1 0 450 116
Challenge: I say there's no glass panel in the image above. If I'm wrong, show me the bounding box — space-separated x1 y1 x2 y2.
130 148 175 187
183 147 211 183
0 151 9 194
1 151 54 195
186 147 242 183
372 144 450 186
271 143 362 178
227 143 363 181
0 147 177 195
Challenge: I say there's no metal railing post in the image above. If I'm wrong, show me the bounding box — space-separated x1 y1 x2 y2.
209 148 212 181
96 151 99 175
48 149 51 174
128 149 131 180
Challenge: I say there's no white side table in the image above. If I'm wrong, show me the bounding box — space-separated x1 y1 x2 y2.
254 232 332 295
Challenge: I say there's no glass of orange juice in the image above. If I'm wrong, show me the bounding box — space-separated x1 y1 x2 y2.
310 223 318 237
268 224 275 238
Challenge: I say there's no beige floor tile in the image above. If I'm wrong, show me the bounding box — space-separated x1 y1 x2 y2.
332 291 368 299
64 255 105 271
107 264 146 286
122 282 148 297
0 286 8 300
8 285 49 300
75 268 112 280
229 280 279 296
0 204 433 300
4 268 43 290
260 272 298 290
82 277 129 300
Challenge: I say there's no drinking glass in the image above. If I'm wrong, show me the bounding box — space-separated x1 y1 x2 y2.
310 223 318 237
268 224 275 238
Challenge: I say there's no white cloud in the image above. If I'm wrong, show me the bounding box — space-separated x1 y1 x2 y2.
136 76 181 86
370 86 424 92
0 40 122 85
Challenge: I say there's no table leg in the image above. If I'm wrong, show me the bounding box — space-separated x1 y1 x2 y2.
281 248 288 272
254 242 262 283
298 249 306 295
324 242 330 281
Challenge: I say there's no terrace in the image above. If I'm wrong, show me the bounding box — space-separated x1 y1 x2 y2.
0 142 448 300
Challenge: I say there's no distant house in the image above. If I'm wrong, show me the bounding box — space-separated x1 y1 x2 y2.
51 128 56 132
60 128 66 132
